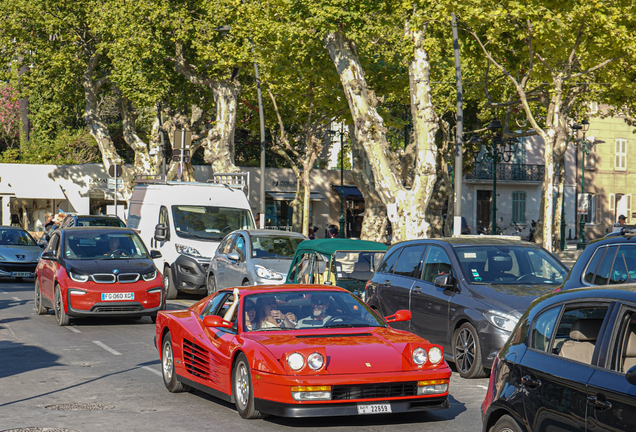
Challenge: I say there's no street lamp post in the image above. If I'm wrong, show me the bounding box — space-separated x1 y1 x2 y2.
560 159 567 251
470 118 516 234
572 120 592 250
339 123 346 238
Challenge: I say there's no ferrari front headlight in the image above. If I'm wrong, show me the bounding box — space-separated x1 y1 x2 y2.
287 352 305 371
428 347 443 365
413 347 427 365
307 352 324 371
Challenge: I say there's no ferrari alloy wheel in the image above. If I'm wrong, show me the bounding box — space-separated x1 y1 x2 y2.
490 414 523 432
453 322 486 379
34 279 46 315
233 353 264 419
163 266 178 300
162 332 188 393
54 285 69 326
207 274 217 296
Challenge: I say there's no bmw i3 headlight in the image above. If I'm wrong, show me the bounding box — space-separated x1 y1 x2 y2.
287 352 305 371
413 347 427 365
69 272 89 283
307 352 324 371
484 310 519 332
142 270 158 281
255 265 283 280
428 347 443 365
175 244 202 258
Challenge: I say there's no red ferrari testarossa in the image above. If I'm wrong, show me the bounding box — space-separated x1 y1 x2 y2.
155 284 451 419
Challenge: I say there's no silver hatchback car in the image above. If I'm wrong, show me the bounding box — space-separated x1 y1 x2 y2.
0 226 43 279
206 229 307 294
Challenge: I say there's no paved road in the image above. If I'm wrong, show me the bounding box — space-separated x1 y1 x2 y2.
0 279 488 432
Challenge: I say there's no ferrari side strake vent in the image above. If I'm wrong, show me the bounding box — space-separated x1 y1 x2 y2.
183 338 220 383
331 381 418 400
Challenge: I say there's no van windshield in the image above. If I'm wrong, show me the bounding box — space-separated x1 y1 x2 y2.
171 206 255 240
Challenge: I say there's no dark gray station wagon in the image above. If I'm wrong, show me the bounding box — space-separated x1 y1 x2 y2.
365 237 568 378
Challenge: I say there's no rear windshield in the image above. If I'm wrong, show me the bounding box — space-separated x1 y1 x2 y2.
76 217 125 227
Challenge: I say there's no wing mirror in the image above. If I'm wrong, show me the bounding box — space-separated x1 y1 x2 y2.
154 223 168 242
434 274 455 289
150 250 162 259
385 309 412 323
227 252 240 261
203 315 234 329
41 252 56 261
626 365 636 386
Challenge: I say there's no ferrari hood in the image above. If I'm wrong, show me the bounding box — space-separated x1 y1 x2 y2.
247 328 414 374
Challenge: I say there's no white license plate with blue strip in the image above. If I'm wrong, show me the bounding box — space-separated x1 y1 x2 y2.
101 292 134 301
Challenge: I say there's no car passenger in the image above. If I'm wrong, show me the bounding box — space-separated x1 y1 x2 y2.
244 299 260 331
103 236 128 257
296 295 332 328
256 297 296 329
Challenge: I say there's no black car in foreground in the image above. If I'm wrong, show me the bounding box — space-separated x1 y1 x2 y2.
558 230 636 291
365 236 568 378
482 285 636 432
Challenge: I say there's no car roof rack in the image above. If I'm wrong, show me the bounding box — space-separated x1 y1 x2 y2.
134 172 249 195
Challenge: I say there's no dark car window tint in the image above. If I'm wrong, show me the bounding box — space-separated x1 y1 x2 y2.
593 246 618 285
219 234 235 255
551 306 608 363
607 246 636 284
377 247 402 274
609 309 636 373
289 252 312 283
584 247 606 283
421 246 452 283
45 233 60 254
393 245 426 278
531 306 561 352
233 235 246 257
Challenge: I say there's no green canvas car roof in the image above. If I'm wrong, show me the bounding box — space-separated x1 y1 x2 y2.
294 239 387 255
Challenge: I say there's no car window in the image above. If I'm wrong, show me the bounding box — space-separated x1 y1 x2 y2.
608 308 636 373
333 251 385 281
584 247 606 283
584 245 636 285
288 252 311 283
0 229 37 246
250 235 304 259
217 234 235 255
530 306 562 352
158 206 170 240
376 247 402 274
549 305 609 364
392 245 426 278
201 292 231 318
233 235 246 258
593 246 619 285
45 233 60 254
171 205 255 241
76 217 125 227
311 253 334 285
421 246 452 283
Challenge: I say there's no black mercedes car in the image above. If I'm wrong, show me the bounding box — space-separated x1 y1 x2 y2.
365 237 568 378
482 285 636 432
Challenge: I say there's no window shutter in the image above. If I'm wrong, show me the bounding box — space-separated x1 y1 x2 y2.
595 194 600 224
610 194 615 211
628 195 632 224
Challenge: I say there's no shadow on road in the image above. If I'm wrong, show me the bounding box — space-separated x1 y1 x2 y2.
0 298 30 312
0 340 61 381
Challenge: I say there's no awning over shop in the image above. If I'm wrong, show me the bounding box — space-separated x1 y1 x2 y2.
331 185 363 198
89 187 126 200
267 191 325 201
8 175 67 200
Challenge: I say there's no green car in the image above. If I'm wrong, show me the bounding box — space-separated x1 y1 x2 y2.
285 239 387 297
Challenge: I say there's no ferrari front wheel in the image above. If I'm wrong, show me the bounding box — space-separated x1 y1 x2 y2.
233 353 264 419
162 332 189 393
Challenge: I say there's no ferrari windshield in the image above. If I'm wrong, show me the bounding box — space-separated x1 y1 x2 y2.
455 245 568 285
64 231 149 260
242 291 385 331
172 205 254 241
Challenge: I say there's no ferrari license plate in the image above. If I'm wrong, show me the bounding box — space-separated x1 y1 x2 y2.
11 272 32 277
357 403 392 415
101 292 134 301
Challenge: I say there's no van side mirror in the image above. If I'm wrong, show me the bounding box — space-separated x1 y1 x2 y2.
434 274 455 289
41 252 56 261
150 250 162 259
154 223 168 242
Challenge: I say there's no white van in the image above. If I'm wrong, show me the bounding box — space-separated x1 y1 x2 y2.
127 174 255 299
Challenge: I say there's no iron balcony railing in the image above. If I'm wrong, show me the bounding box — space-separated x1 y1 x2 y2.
465 163 545 182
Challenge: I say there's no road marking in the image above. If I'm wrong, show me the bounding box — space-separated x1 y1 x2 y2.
141 366 162 377
476 385 488 389
0 290 7 294
93 341 122 356
12 297 21 301
66 326 81 333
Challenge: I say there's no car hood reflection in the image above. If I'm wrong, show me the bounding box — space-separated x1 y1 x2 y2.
468 283 556 313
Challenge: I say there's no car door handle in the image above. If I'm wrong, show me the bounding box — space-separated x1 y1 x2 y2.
587 395 612 410
521 375 541 389
413 286 422 293
383 280 391 287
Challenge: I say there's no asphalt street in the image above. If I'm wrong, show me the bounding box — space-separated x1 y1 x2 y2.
0 279 488 432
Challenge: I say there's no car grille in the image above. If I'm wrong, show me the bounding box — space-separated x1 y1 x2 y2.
331 382 418 400
183 338 219 383
0 263 37 272
91 273 140 283
91 305 143 313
